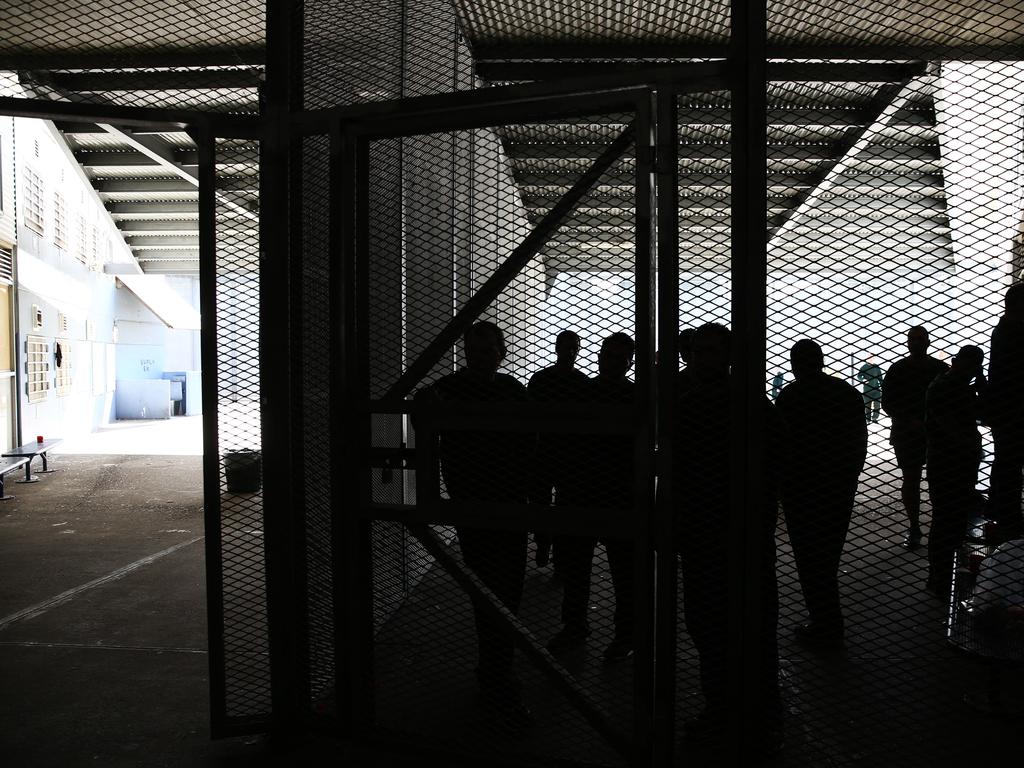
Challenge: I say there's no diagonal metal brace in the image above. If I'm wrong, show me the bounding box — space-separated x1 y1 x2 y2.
404 522 631 758
767 61 927 240
383 121 637 403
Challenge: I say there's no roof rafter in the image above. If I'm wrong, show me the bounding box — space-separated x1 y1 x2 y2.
477 61 924 84
93 123 257 223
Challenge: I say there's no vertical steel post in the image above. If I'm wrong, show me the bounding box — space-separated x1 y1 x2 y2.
632 94 656 766
261 0 308 738
730 1 769 763
332 125 375 737
195 122 228 738
653 84 679 767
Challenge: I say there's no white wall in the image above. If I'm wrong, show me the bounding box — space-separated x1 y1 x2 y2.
11 118 197 440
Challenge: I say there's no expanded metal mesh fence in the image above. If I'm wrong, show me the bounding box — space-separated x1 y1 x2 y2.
212 138 269 721
759 2 1024 766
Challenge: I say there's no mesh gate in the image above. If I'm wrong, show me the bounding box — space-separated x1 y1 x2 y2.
335 90 659 766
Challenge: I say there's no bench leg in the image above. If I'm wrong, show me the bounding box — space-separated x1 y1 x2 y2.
0 474 11 501
16 459 39 484
38 452 58 474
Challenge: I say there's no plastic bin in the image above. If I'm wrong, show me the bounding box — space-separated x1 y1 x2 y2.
224 450 261 493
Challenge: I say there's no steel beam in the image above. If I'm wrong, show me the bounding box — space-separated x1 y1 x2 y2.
477 60 922 83
653 82 679 768
258 0 307 741
107 203 201 216
471 41 1024 61
299 62 725 130
130 253 197 266
195 123 230 737
50 69 264 92
730 1 769 761
365 502 622 538
94 179 196 193
123 234 199 246
118 220 200 232
74 151 159 166
0 47 265 71
507 143 848 162
0 94 257 137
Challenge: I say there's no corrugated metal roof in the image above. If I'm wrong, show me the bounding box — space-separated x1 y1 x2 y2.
455 0 728 45
0 1 264 56
458 0 1024 52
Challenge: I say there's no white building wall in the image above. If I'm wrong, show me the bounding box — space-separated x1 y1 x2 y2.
11 118 197 440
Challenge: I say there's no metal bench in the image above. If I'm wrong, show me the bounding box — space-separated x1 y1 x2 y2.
0 456 30 500
2 439 63 484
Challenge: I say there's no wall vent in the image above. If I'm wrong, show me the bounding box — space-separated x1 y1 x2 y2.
0 247 12 283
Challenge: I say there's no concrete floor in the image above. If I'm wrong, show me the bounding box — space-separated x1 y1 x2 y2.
1 419 1020 767
0 421 286 767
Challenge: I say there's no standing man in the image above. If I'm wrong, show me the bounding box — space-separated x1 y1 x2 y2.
546 332 637 664
777 339 867 650
925 345 986 598
527 331 589 568
881 326 948 550
986 284 1024 542
414 321 533 730
857 355 884 424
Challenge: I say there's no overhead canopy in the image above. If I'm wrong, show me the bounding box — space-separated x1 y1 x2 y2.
117 274 201 330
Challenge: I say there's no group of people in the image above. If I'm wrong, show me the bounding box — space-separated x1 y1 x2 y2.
874 287 1024 599
411 284 1024 747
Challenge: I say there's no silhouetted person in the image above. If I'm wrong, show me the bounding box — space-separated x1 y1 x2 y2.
547 333 637 664
674 323 783 752
857 355 884 424
925 345 986 598
413 321 532 730
986 284 1024 542
771 371 785 402
881 326 948 549
527 331 588 570
776 340 866 650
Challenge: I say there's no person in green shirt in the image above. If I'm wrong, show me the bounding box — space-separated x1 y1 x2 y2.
857 355 884 424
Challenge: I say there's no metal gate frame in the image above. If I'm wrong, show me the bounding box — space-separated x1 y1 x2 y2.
287 53 766 763
336 87 655 764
